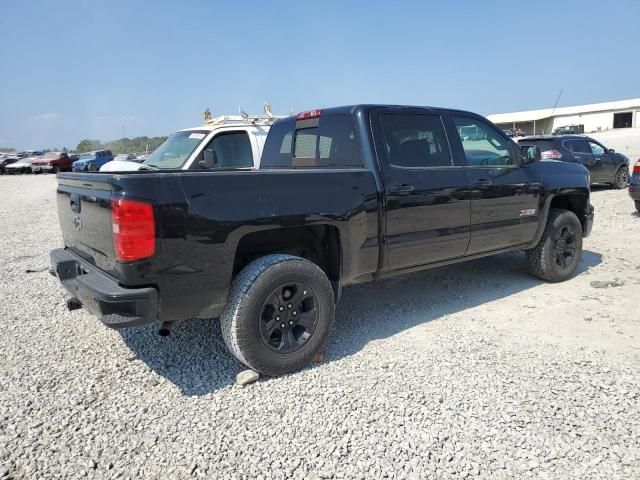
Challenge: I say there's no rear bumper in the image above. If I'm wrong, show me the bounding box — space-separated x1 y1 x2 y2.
50 248 158 329
583 204 594 237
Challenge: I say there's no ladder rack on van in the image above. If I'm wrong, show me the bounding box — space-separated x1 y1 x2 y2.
204 114 283 127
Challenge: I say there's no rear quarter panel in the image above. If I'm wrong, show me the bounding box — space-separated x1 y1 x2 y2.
525 160 591 246
154 169 380 319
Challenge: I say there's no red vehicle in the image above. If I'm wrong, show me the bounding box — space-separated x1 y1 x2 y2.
31 152 77 173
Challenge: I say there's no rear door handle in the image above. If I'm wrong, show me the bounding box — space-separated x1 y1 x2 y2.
388 184 415 195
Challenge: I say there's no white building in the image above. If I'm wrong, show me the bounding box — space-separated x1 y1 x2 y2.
487 98 640 135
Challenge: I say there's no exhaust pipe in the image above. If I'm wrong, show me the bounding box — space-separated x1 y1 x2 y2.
66 297 82 311
158 321 176 337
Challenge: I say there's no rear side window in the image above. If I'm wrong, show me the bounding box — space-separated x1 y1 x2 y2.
261 115 362 168
380 113 452 167
564 139 591 154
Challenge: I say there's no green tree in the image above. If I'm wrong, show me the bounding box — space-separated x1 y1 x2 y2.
75 139 103 153
74 136 167 155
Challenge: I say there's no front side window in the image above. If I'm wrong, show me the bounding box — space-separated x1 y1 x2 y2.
194 131 253 169
588 141 605 155
380 113 452 168
261 114 362 168
453 117 515 167
143 130 208 169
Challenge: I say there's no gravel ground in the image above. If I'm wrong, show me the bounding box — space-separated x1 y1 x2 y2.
1 174 639 479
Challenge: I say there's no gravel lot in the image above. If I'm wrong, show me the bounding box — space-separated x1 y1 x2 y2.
1 174 639 479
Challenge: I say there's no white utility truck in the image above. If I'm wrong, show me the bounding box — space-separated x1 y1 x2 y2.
101 105 283 172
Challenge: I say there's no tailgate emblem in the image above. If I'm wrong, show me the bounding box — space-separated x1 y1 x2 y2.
72 215 82 231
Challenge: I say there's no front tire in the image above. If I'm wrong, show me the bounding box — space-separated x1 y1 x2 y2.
612 166 629 189
527 209 583 282
87 163 98 172
635 201 640 213
221 254 335 376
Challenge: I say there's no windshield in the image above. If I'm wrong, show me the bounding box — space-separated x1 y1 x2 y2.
143 130 208 168
79 153 95 161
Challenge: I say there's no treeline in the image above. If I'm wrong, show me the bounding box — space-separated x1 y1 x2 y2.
0 147 16 153
75 136 167 154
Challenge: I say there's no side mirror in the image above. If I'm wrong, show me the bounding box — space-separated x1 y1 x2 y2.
607 148 615 154
521 145 541 164
198 149 217 169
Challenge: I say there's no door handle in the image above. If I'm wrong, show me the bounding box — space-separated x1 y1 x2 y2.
388 184 415 195
69 193 81 213
474 179 492 186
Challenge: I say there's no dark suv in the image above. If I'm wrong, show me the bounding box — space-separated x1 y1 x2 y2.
518 135 629 188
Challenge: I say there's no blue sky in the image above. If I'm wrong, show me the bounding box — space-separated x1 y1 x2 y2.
0 0 637 150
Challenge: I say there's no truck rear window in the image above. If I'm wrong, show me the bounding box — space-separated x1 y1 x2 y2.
261 115 362 168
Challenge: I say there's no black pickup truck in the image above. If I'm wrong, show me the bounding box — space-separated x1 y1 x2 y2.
51 105 594 375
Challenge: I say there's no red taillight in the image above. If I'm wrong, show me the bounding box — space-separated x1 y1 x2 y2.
111 198 155 262
541 149 563 160
633 161 640 175
296 109 322 120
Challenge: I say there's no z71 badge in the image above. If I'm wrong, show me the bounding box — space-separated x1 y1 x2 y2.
520 208 536 217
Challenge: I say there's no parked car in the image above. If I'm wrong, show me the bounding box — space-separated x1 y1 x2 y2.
71 150 114 172
50 105 594 375
518 135 629 188
113 153 137 162
0 154 20 174
553 125 584 135
458 125 487 141
31 152 76 173
628 159 640 212
5 156 37 174
504 127 526 137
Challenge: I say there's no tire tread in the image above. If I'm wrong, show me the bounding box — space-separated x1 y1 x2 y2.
527 208 582 282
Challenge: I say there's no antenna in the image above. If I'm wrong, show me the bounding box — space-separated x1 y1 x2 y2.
550 89 563 118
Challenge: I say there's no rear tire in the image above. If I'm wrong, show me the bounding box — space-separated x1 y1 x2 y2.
51 166 59 174
635 201 640 213
87 163 98 172
221 254 335 376
526 209 583 282
612 166 629 189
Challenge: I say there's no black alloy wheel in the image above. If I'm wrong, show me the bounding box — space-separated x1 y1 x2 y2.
259 282 318 354
552 224 578 270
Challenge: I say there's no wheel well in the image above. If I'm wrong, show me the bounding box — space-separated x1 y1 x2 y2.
549 194 587 227
233 225 341 287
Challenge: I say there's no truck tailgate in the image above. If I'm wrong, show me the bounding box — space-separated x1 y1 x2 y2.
56 175 119 277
